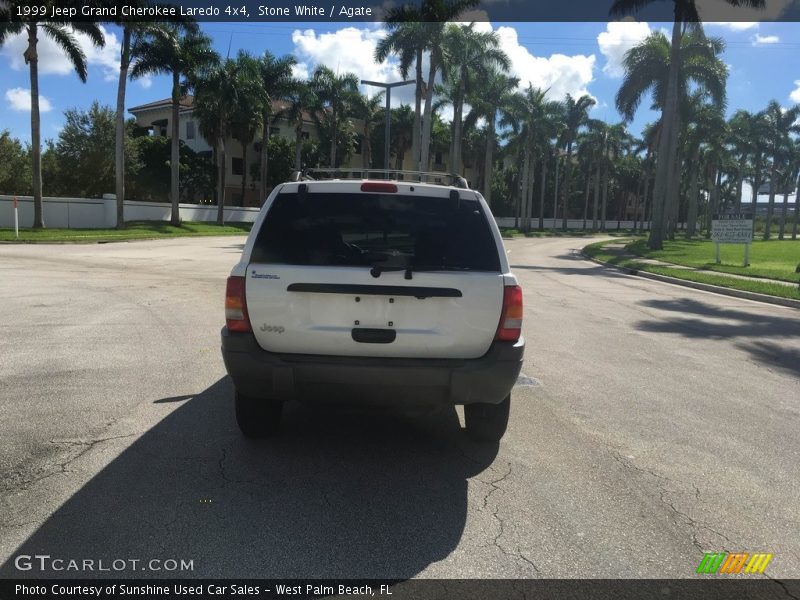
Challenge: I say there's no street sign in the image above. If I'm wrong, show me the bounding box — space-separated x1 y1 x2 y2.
711 213 753 266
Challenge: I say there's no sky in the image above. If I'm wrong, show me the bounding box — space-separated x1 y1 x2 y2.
2 19 800 201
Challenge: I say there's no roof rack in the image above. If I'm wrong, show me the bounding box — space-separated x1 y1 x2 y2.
289 168 469 189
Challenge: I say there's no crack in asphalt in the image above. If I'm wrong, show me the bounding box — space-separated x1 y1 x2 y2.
1 434 136 494
606 446 734 551
474 463 543 577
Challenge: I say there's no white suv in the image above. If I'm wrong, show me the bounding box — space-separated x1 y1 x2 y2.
221 172 524 441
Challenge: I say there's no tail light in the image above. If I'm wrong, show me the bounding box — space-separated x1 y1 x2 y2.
225 276 251 332
495 285 523 342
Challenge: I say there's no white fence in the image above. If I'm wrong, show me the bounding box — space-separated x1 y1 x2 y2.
0 195 260 229
495 217 654 230
1 195 658 231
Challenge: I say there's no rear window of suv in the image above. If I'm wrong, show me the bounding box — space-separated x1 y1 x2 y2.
250 191 501 272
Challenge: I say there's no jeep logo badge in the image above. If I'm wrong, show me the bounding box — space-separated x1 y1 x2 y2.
260 324 285 334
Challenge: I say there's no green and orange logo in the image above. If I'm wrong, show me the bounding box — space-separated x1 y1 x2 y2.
696 552 773 574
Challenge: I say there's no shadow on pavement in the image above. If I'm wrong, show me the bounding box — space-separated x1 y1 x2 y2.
635 298 800 376
0 378 497 579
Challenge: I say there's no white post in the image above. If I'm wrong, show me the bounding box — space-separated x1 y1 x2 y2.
715 242 721 264
744 243 750 267
13 196 19 239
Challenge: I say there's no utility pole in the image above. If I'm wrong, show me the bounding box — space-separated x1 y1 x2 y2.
361 79 415 177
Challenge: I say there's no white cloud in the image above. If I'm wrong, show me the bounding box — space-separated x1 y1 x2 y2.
705 22 759 31
752 34 780 45
1 25 120 81
597 21 652 78
291 27 410 103
137 75 153 89
5 87 53 112
790 80 800 104
495 26 596 101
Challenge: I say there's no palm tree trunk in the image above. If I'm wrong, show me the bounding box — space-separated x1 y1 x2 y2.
735 165 744 213
592 163 601 230
527 153 535 230
451 78 466 173
792 177 799 239
27 24 44 229
648 19 682 250
582 171 591 230
779 187 788 239
363 124 371 169
411 49 423 171
330 100 337 168
601 164 609 231
667 148 681 240
552 152 560 223
170 71 181 226
216 137 226 225
241 141 248 206
420 59 437 170
520 151 530 232
483 112 496 206
538 154 547 231
686 163 699 238
259 116 270 203
115 26 131 229
561 142 572 231
295 125 303 171
764 159 776 240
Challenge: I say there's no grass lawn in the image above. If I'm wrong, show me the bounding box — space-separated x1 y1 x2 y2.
626 238 800 283
0 221 252 243
499 228 647 239
583 240 800 301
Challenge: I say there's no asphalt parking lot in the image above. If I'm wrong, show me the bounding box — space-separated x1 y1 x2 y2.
0 236 798 581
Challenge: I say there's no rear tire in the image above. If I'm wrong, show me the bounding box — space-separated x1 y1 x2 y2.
235 391 282 438
464 395 510 442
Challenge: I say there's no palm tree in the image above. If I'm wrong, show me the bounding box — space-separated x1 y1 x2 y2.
759 101 800 240
378 0 480 171
255 52 296 203
351 92 385 169
465 69 519 205
131 25 217 225
558 94 596 230
683 97 726 237
194 59 239 224
727 109 758 214
285 80 317 171
503 86 563 231
390 105 415 170
0 8 105 228
375 21 425 172
310 66 359 168
610 0 761 249
440 24 509 174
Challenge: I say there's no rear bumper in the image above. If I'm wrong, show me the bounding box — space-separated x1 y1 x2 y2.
220 328 524 406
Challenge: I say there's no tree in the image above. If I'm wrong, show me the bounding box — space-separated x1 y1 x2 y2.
255 52 296 202
759 100 800 240
465 69 519 205
351 91 385 169
0 131 31 195
440 23 509 174
131 25 217 225
0 5 105 228
225 52 263 206
610 0 760 249
375 21 425 172
310 66 359 168
558 94 596 230
194 57 240 223
54 103 141 198
378 0 480 170
285 80 318 171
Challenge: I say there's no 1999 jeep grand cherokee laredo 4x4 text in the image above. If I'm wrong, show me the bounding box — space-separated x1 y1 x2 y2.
221 171 524 441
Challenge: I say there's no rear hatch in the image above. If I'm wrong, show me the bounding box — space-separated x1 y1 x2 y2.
245 182 504 359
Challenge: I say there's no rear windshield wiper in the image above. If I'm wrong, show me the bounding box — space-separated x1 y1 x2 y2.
370 264 470 280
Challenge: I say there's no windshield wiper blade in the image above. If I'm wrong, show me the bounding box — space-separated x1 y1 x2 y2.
369 265 405 278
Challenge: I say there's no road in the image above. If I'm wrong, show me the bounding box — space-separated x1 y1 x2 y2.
0 236 798 581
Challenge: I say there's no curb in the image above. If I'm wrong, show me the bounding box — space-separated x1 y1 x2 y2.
581 252 800 310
